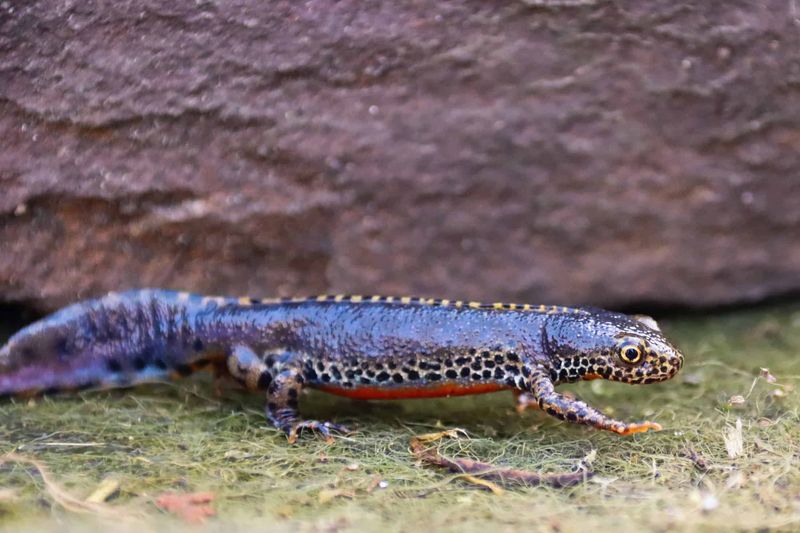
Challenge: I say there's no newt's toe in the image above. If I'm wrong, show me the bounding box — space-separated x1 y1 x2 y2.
287 420 351 444
614 421 662 436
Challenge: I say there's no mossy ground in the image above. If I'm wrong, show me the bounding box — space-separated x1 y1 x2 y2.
1 304 799 532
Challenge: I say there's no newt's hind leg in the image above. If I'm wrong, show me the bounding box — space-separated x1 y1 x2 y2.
266 368 350 444
527 366 662 436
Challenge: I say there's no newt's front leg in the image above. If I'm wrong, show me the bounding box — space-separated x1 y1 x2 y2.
527 366 662 436
225 345 349 443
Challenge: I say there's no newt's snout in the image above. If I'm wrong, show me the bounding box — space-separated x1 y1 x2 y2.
546 312 684 385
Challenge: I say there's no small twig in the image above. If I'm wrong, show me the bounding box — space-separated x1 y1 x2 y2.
409 430 592 489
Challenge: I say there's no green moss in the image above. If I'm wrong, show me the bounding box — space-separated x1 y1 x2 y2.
1 304 799 531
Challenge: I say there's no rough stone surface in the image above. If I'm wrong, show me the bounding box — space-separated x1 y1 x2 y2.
1 1 799 311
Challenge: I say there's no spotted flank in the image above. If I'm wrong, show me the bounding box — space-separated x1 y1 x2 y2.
0 288 683 442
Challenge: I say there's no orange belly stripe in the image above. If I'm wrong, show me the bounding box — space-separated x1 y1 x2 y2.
314 382 511 400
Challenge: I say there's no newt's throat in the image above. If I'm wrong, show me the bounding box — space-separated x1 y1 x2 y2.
314 382 511 400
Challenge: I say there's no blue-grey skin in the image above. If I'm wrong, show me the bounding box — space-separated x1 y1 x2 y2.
0 289 684 440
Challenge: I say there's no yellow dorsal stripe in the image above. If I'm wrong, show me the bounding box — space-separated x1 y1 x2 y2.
222 295 587 314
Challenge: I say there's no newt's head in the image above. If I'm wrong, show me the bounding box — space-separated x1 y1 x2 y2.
543 309 683 385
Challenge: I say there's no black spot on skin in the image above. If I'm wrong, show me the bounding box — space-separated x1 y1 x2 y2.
154 359 168 370
331 367 342 380
445 369 458 379
407 358 417 367
505 364 520 375
174 364 193 377
360 377 371 384
407 370 420 380
494 368 504 379
428 363 442 371
494 354 504 363
266 355 276 367
316 362 325 371
454 357 469 366
425 373 442 381
193 339 204 352
484 359 495 368
635 369 645 377
388 361 397 370
348 357 359 366
562 359 572 368
287 389 298 399
392 373 404 383
566 412 578 422
521 366 531 377
365 370 376 378
55 337 71 356
444 359 453 367
361 362 371 370
354 368 363 375
481 350 490 359
418 361 429 370
374 363 384 371
133 357 147 371
460 367 470 378
106 359 123 373
546 408 558 416
506 352 520 362
376 371 390 382
588 358 596 365
577 367 586 376
258 373 272 389
482 369 492 378
468 348 477 356
472 373 482 380
471 361 482 371
343 382 354 388
345 370 356 379
306 368 318 381
505 377 516 386
321 373 331 383
558 369 569 381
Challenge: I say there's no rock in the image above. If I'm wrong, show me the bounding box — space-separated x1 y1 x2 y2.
1 1 799 311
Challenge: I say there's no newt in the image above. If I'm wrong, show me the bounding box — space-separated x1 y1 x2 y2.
0 289 683 442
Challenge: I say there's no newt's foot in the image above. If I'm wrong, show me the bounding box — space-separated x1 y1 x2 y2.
610 421 662 436
287 420 351 444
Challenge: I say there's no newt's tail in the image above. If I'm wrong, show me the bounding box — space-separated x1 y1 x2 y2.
0 289 207 398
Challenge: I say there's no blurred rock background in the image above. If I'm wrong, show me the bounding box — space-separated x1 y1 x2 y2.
1 1 799 312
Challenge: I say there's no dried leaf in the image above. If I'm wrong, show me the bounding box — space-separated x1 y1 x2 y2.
85 478 120 504
724 418 744 459
728 395 746 408
155 492 215 524
759 368 777 384
318 489 354 504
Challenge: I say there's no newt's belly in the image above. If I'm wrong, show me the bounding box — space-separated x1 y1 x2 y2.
314 382 511 400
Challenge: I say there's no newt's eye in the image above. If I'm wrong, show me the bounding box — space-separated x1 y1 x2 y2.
619 343 643 364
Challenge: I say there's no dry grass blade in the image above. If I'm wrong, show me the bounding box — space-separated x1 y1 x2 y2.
0 453 125 518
